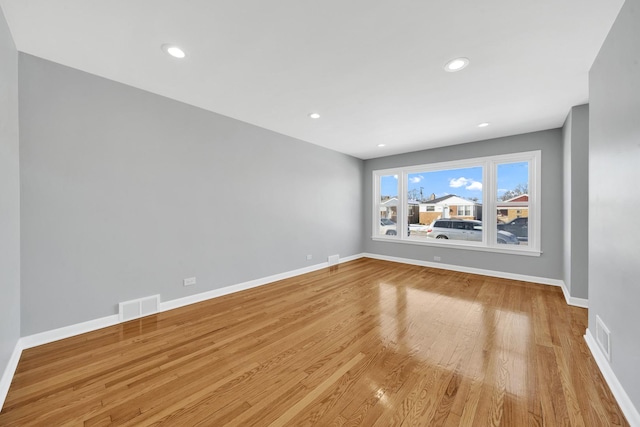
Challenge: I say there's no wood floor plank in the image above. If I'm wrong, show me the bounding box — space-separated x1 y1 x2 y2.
268 352 366 427
0 258 629 426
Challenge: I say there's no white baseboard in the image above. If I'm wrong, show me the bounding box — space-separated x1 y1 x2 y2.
362 252 587 308
585 329 640 426
10 252 581 352
363 252 562 284
160 254 363 312
559 281 589 308
335 253 363 264
0 340 23 410
15 254 367 350
20 314 120 350
3 314 122 408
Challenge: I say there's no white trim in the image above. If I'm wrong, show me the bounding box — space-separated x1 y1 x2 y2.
0 340 23 410
161 255 361 312
20 314 120 350
585 329 640 427
559 281 589 308
371 236 542 257
363 252 564 286
17 255 365 349
364 252 587 308
334 254 363 264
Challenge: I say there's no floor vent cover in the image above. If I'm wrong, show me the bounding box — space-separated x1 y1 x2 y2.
595 315 611 361
119 295 160 322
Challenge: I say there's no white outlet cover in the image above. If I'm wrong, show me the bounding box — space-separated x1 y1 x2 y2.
183 277 196 286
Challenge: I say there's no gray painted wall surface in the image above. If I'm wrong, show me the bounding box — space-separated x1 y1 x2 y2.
19 54 363 336
562 104 589 299
0 8 20 381
362 130 564 279
589 0 640 410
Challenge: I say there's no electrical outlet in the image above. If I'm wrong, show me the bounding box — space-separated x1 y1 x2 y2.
183 277 196 286
433 256 441 262
306 254 313 260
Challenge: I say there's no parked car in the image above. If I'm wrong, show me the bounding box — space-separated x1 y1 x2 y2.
380 218 397 235
380 218 412 236
426 219 519 244
497 217 528 240
409 223 429 233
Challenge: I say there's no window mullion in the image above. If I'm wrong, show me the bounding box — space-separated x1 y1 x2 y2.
398 171 407 240
486 160 497 246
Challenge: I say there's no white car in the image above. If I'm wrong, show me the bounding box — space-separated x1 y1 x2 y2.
426 219 519 244
379 218 397 235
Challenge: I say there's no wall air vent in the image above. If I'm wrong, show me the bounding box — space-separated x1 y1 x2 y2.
595 315 611 361
119 295 160 322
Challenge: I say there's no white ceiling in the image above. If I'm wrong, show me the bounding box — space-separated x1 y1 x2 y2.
0 0 624 159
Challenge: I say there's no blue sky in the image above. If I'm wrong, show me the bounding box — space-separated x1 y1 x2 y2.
381 162 528 201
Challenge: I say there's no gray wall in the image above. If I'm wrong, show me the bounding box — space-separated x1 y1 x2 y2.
19 54 363 336
362 129 564 279
562 104 589 299
589 0 640 411
0 7 20 383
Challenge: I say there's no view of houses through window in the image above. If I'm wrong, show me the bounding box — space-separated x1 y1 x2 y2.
374 152 539 253
404 166 483 242
496 161 530 245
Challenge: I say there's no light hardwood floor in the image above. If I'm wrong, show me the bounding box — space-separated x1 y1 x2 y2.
0 258 628 426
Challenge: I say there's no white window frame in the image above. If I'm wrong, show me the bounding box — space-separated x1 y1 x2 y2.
372 150 541 256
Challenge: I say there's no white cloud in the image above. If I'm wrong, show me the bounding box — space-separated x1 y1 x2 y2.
449 177 482 191
449 177 468 188
466 181 482 191
409 175 424 184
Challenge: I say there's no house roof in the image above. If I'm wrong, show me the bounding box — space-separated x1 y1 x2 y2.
381 197 398 206
499 194 529 203
422 195 479 205
381 197 419 206
423 195 456 204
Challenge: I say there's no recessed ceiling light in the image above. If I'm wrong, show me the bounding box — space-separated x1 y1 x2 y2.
162 44 186 59
377 144 386 147
444 57 469 72
478 122 490 128
308 113 320 119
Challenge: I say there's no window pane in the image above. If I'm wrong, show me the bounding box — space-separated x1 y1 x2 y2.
496 162 529 245
378 174 398 237
407 166 483 242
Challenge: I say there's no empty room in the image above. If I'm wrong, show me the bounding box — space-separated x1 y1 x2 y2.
1 0 639 426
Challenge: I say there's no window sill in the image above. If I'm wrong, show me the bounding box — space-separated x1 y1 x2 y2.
371 236 542 257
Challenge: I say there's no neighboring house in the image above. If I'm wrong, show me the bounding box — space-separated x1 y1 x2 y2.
380 196 398 222
419 195 482 224
497 194 529 222
380 197 419 223
407 200 420 224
